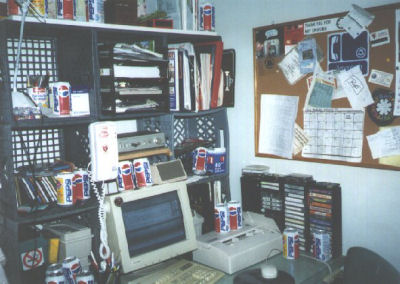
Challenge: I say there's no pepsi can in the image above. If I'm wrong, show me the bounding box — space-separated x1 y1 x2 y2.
46 263 64 276
62 256 81 283
133 158 152 188
57 0 74 19
45 271 66 284
200 3 215 31
117 161 135 190
56 173 74 206
72 169 90 202
50 82 71 115
283 227 299 259
87 0 104 23
228 200 242 230
76 270 94 284
312 229 331 261
192 147 207 175
214 203 230 233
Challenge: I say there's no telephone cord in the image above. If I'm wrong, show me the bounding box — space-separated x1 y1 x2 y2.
87 163 111 261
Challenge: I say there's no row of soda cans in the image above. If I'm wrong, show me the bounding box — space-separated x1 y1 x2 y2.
8 0 104 23
56 169 90 207
192 147 226 175
28 82 88 116
45 256 93 284
214 201 242 233
117 158 153 190
283 227 331 261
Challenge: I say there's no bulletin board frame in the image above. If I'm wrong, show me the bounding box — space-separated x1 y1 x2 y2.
253 3 400 171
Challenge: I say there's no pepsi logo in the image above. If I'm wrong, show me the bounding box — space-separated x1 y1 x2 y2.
99 129 109 138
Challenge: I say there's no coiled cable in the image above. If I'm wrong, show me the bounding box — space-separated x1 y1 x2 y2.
87 162 111 261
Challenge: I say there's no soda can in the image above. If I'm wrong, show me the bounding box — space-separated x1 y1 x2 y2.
29 0 46 17
62 256 82 283
206 148 226 174
28 87 48 107
133 158 152 188
214 203 230 233
57 0 74 19
312 229 331 262
200 3 215 31
87 0 104 23
74 0 87 21
72 169 90 202
46 263 64 276
50 82 71 115
228 200 242 230
45 271 66 284
192 147 207 175
46 0 58 19
283 227 299 259
56 173 74 206
76 270 95 284
117 161 135 190
7 0 21 15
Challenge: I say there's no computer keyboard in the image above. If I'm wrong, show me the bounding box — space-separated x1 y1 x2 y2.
120 259 225 284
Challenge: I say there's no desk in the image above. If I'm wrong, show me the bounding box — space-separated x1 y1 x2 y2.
217 253 344 284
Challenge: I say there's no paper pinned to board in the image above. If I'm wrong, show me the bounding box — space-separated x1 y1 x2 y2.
337 66 373 109
259 94 299 159
293 123 309 156
367 126 400 159
278 47 305 85
304 65 335 108
339 4 375 39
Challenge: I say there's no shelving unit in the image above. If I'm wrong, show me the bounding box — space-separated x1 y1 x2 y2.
0 17 228 284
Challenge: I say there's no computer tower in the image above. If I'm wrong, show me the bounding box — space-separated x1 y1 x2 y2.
241 173 285 231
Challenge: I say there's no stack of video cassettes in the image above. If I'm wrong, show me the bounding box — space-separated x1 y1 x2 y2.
241 173 285 231
308 182 342 258
283 173 315 251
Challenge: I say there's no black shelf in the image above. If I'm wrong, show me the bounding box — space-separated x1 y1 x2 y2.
11 116 94 129
13 198 98 225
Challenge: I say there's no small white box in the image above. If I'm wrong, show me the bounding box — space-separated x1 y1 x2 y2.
44 221 92 269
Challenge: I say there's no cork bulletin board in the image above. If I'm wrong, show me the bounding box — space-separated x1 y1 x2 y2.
253 3 400 170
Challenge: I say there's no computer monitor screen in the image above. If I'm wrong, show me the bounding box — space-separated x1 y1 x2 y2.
105 181 196 273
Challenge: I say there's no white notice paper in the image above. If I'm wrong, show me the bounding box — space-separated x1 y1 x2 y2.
278 47 305 85
337 66 373 109
259 95 299 159
339 4 375 39
367 126 400 159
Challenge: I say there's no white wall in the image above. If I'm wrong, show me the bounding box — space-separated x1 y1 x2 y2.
214 0 400 270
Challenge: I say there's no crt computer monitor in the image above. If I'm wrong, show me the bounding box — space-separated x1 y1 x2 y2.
105 181 197 274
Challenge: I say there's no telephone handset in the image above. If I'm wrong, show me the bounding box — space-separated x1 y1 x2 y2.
88 121 118 264
89 121 118 182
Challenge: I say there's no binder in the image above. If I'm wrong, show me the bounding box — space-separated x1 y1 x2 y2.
195 40 223 109
168 49 180 111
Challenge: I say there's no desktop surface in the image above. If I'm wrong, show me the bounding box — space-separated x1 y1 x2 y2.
217 253 344 284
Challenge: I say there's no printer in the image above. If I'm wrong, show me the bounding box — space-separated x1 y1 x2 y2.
193 211 282 274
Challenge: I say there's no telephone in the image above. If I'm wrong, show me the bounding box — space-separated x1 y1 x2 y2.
88 121 118 264
88 121 118 182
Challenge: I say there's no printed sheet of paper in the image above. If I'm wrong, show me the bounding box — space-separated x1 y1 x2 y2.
339 4 375 39
305 66 335 108
278 47 305 85
293 123 309 156
259 95 299 159
302 108 365 162
337 66 373 109
367 126 400 159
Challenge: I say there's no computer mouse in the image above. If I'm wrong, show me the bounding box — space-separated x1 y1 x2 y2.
260 263 278 279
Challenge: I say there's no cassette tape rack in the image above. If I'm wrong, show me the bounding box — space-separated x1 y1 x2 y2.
283 174 315 252
307 182 342 258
